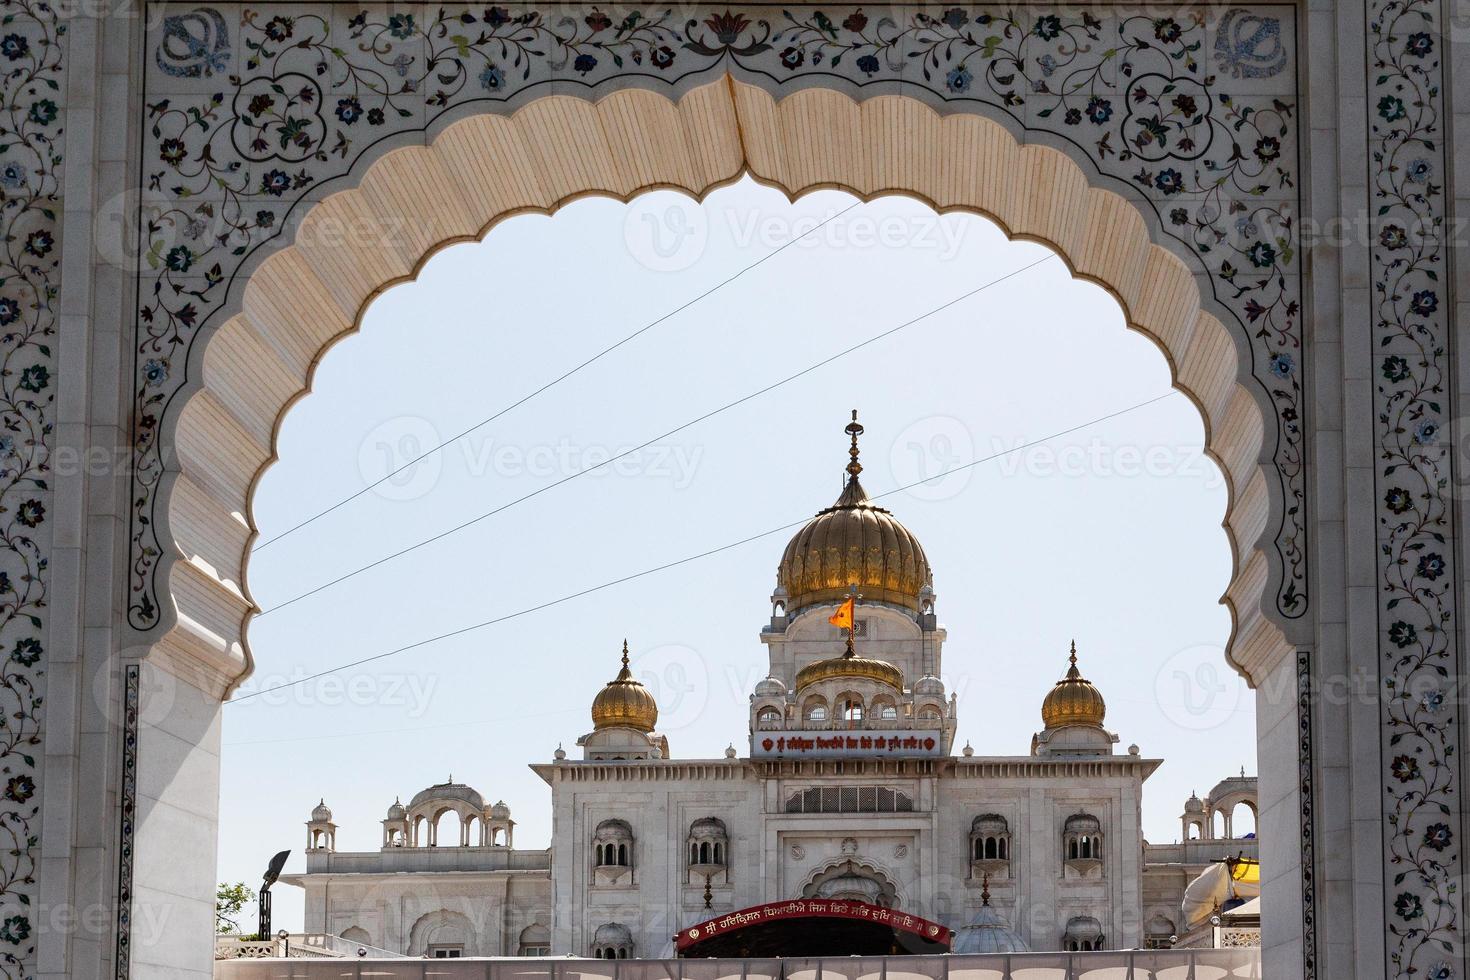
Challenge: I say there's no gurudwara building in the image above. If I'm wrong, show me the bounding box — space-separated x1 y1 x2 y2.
287 415 1259 958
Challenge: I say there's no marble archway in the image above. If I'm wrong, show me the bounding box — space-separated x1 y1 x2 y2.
5 2 1458 979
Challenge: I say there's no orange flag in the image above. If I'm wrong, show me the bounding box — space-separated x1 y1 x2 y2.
828 597 855 630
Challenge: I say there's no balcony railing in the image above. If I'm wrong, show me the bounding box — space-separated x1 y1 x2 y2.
213 948 1261 979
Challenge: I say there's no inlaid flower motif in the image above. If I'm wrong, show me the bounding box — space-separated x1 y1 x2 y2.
15 499 43 527
1409 289 1437 315
651 45 676 69
842 11 867 32
1153 168 1183 194
17 365 47 393
1383 488 1412 515
1391 755 1420 782
1034 14 1062 40
1415 553 1445 580
27 99 55 125
1172 93 1198 117
1085 97 1112 124
1406 158 1432 183
1381 355 1411 383
780 47 803 70
1153 18 1182 42
0 297 19 325
9 638 39 667
143 359 169 387
942 7 967 29
335 97 363 124
0 34 28 61
367 107 385 125
159 138 187 166
1269 352 1294 378
0 914 28 944
574 53 598 73
1063 107 1081 125
584 10 612 32
0 161 24 188
1037 54 1057 76
1414 419 1439 445
23 230 52 258
1419 689 1444 714
1379 225 1408 249
1394 892 1424 921
1247 241 1276 267
387 13 416 38
165 245 194 273
1426 962 1454 980
1255 136 1281 162
946 65 972 93
1169 207 1189 226
1387 619 1417 646
704 11 750 43
857 54 880 76
486 6 511 28
2 775 32 805
247 93 274 117
255 210 275 229
1404 32 1434 58
263 16 293 42
1377 95 1407 121
261 169 291 196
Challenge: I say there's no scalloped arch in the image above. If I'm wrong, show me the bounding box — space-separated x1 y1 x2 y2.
149 77 1290 696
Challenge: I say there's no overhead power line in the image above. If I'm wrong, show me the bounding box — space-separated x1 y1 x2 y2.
227 388 1177 705
253 253 1058 620
251 201 862 554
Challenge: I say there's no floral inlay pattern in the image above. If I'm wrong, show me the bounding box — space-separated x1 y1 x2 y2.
1368 2 1461 976
0 0 60 976
130 3 1305 626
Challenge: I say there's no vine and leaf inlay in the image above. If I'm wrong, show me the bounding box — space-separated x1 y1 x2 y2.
0 0 61 975
132 3 1306 629
1367 2 1461 978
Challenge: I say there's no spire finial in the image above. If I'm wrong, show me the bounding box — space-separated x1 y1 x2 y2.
981 872 991 906
845 409 864 479
1065 639 1081 679
621 638 630 669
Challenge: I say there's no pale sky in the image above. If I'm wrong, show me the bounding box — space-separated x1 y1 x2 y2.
219 177 1254 931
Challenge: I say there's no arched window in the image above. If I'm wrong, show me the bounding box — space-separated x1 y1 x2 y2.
805 698 828 723
969 814 1011 874
592 923 633 959
841 698 863 724
1063 916 1104 951
1063 814 1104 871
757 707 782 729
518 924 550 957
593 819 635 877
688 816 729 881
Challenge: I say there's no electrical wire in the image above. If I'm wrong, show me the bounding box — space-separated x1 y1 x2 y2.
250 201 863 553
252 253 1058 619
227 388 1177 705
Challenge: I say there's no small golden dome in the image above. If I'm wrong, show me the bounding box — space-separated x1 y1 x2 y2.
777 411 932 617
591 640 659 732
794 652 904 692
1041 641 1106 729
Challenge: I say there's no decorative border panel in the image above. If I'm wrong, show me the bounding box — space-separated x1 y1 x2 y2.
127 2 1307 629
1297 648 1316 980
1366 2 1462 977
114 663 140 980
0 1 61 977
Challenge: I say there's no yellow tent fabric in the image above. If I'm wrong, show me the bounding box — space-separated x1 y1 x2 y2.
1230 859 1260 884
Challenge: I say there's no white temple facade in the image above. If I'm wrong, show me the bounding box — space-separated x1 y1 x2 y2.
287 414 1258 957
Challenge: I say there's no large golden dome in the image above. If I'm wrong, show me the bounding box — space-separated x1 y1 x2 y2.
1041 642 1106 729
591 640 659 732
777 412 933 617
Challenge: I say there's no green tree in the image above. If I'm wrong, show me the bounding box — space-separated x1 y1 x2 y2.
216 881 255 935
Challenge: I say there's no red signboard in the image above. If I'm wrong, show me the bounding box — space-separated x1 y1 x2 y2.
753 732 941 758
675 899 952 952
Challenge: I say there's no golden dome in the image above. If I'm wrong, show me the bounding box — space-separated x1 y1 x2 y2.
777 411 933 617
795 651 904 692
591 640 659 732
1041 641 1107 729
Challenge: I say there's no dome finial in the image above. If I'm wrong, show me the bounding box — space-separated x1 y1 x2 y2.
621 638 630 669
1067 639 1080 678
845 409 864 479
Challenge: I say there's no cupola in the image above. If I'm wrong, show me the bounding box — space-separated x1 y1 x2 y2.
590 640 659 732
1041 641 1106 729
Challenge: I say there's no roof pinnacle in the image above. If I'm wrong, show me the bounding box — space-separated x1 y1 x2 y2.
845 409 864 479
